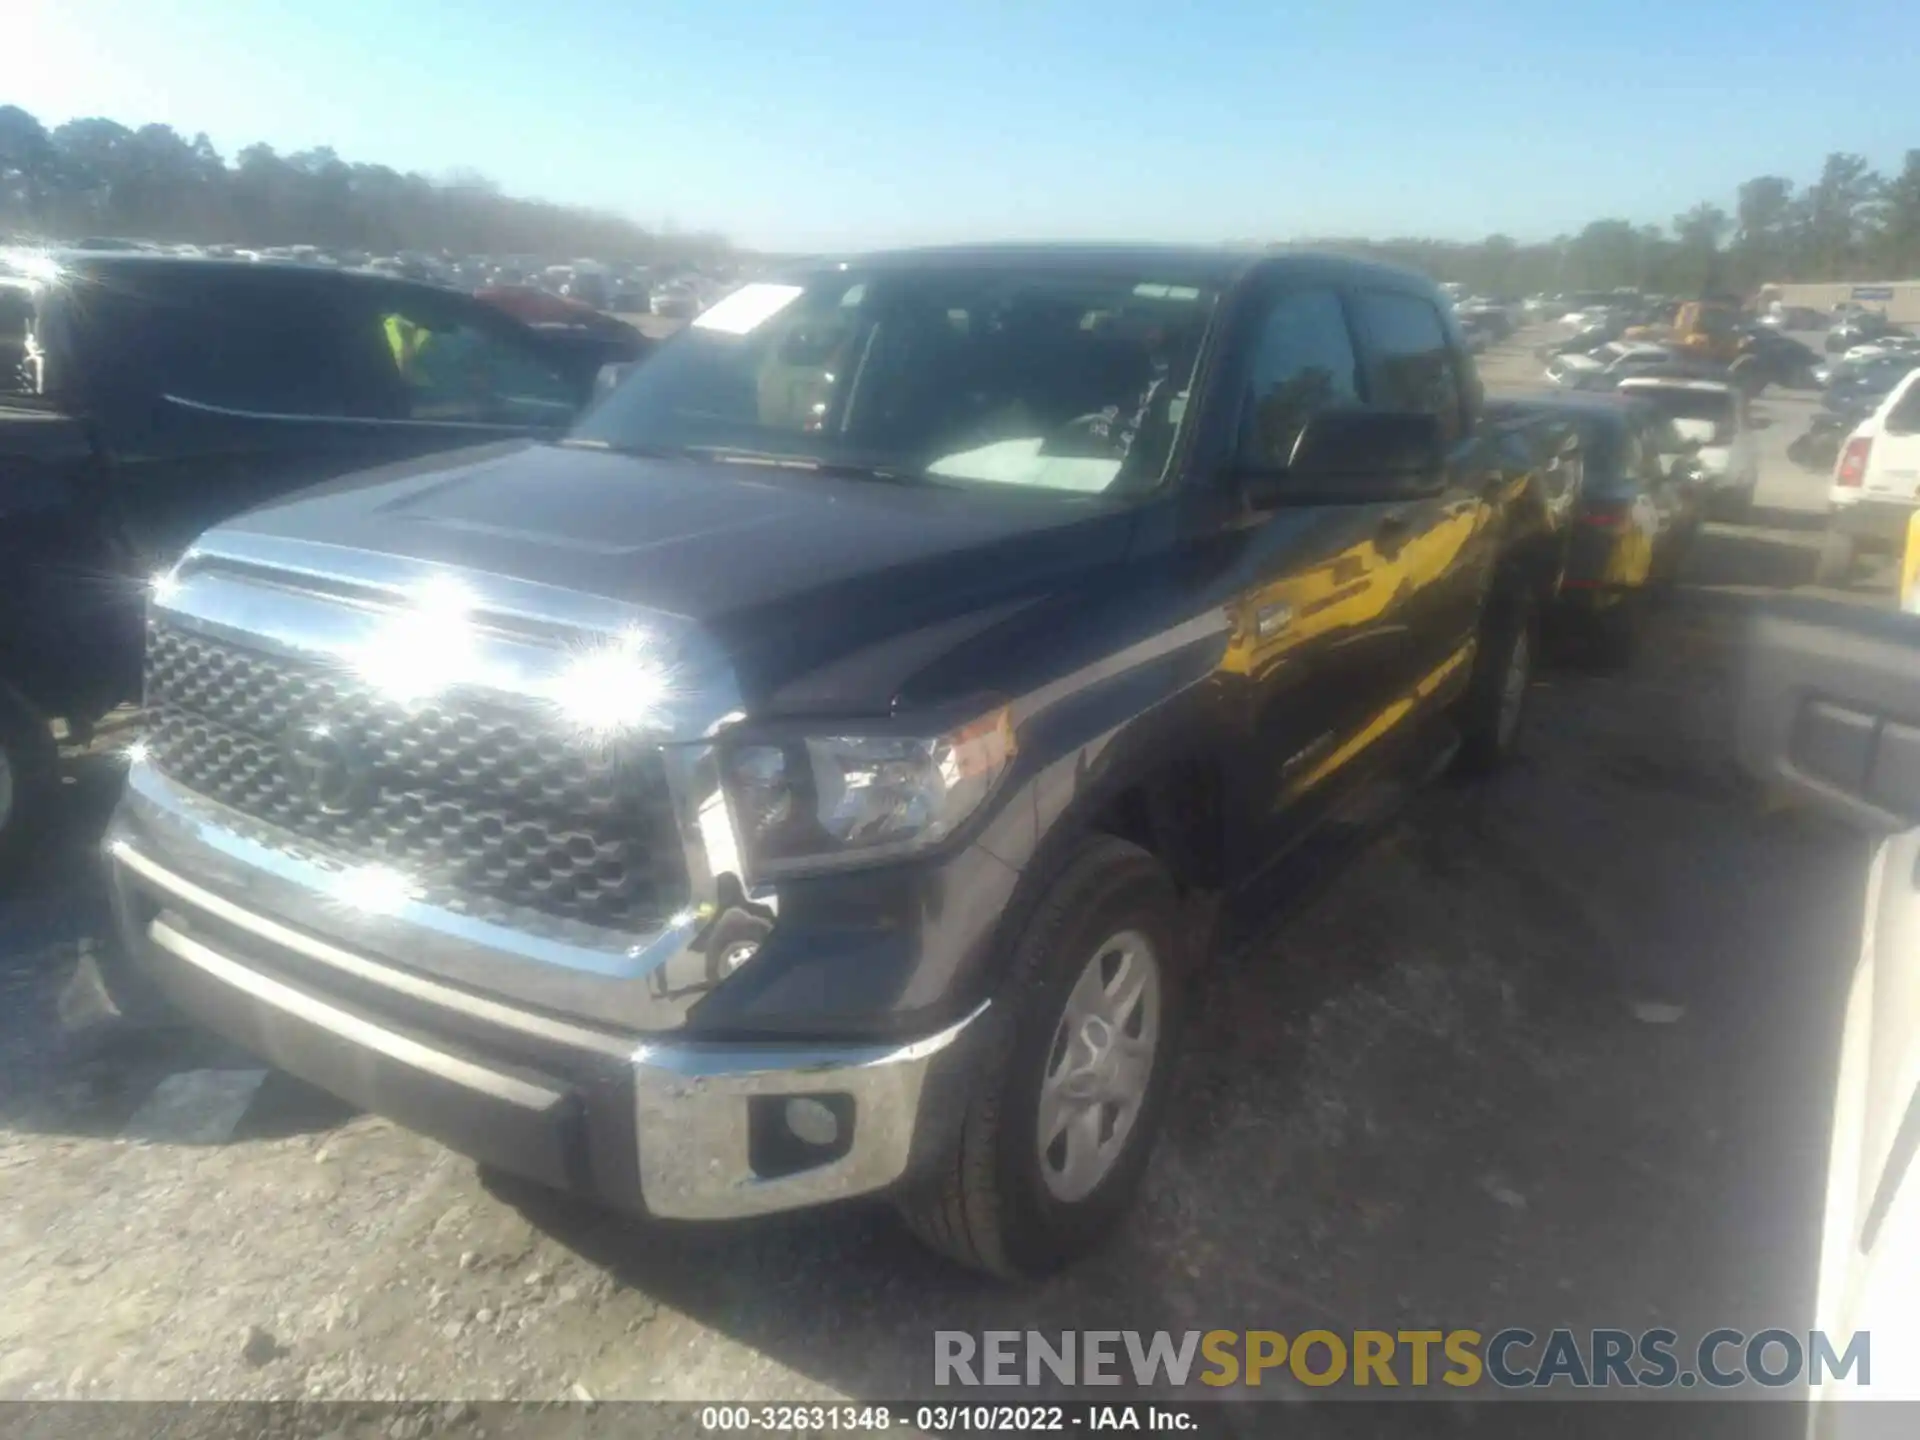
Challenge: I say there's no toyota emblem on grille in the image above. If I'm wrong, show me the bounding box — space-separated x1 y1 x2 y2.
282 722 372 815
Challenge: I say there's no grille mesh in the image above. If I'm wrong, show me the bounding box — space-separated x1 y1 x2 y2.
141 619 689 931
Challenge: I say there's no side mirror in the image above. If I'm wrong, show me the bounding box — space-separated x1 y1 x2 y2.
592 361 635 402
1240 408 1445 509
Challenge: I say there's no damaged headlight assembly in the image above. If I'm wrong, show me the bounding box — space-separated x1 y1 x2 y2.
719 706 1017 880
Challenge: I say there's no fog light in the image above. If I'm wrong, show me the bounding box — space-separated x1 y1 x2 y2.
748 1092 855 1177
784 1096 840 1147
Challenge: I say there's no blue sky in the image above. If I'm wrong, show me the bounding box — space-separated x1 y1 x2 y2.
16 0 1917 251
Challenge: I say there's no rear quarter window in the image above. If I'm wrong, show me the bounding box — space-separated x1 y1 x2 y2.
1887 377 1920 435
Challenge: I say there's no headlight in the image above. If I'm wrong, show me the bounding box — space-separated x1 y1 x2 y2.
721 706 1016 879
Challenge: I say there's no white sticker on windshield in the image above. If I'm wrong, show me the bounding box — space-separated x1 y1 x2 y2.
692 283 806 335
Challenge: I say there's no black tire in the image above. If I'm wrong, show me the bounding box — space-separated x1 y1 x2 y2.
1454 586 1537 775
1786 436 1815 468
0 682 60 891
896 835 1187 1279
1590 590 1646 670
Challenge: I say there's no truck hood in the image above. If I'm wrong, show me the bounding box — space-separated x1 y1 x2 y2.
213 440 1143 716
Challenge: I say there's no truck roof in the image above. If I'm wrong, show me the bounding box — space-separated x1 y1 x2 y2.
782 242 1438 294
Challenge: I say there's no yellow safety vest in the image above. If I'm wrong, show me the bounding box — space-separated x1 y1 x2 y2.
1902 508 1920 615
383 314 432 376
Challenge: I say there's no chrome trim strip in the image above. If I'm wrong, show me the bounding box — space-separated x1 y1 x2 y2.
116 840 638 1058
1011 609 1232 727
148 919 565 1111
633 999 989 1079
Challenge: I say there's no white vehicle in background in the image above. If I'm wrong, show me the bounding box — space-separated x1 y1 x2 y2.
1558 305 1619 331
1840 334 1920 366
1615 376 1761 519
1735 599 1920 1417
1817 367 1920 586
1544 340 1673 391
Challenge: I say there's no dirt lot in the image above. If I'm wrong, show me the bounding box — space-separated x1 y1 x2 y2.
0 326 1888 1406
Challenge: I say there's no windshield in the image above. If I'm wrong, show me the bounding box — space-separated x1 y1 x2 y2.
570 267 1218 494
1839 357 1920 389
1621 387 1736 443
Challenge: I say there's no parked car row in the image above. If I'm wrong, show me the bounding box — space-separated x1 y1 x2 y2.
1541 300 1823 400
18 236 744 322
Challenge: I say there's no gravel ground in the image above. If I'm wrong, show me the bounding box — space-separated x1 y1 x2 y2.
0 325 1883 1407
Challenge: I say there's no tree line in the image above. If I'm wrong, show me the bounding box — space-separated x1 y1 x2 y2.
4 107 1917 291
1302 151 1920 298
0 105 725 262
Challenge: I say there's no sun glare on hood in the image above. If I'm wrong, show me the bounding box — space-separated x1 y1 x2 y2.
542 628 680 745
352 575 484 706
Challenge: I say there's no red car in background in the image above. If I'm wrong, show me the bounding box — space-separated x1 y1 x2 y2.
473 285 653 374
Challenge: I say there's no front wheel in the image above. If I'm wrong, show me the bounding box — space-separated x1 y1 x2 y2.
1454 587 1538 775
897 836 1186 1278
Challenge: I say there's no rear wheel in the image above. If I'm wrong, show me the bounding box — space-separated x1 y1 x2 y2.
897 836 1186 1278
1455 587 1537 774
1590 590 1648 669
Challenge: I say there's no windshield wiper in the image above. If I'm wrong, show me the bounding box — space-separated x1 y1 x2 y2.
557 437 688 460
687 446 924 485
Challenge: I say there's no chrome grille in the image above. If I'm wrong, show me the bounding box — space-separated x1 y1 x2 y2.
141 618 689 931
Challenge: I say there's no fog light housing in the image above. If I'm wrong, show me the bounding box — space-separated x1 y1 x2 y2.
747 1092 855 1178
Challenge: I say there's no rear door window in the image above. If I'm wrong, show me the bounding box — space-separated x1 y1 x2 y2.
1886 378 1920 436
74 274 358 417
1351 289 1465 445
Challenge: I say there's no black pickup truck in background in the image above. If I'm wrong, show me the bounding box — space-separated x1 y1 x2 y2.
95 246 1585 1277
0 252 647 877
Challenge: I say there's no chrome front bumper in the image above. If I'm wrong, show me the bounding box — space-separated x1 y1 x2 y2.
104 826 987 1221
